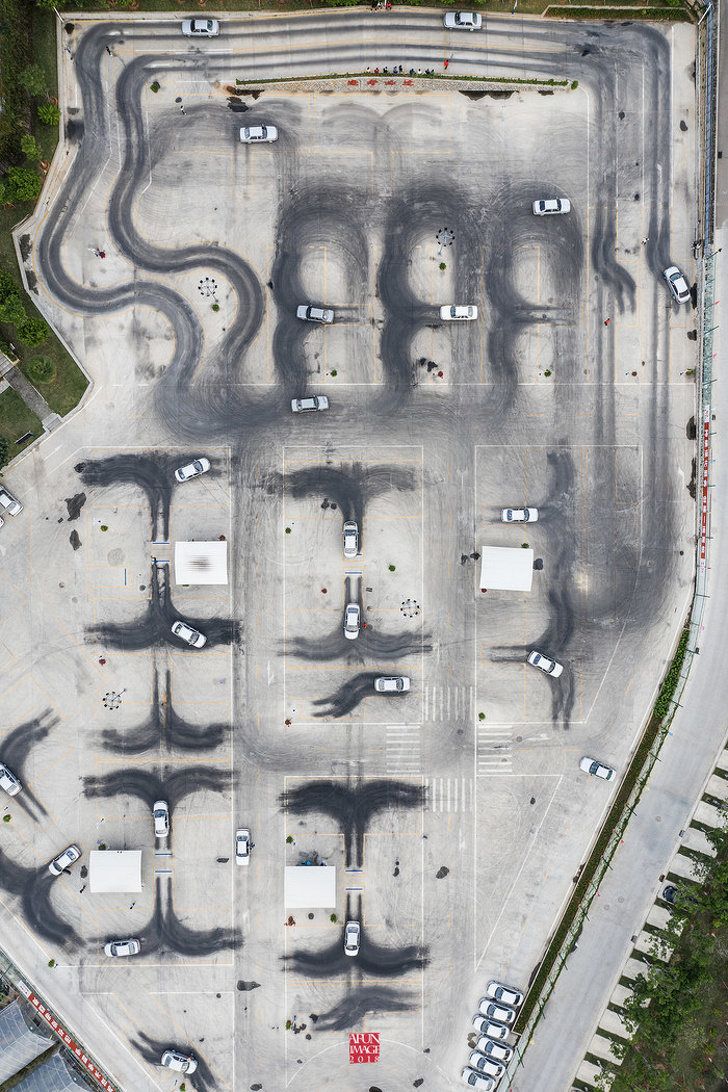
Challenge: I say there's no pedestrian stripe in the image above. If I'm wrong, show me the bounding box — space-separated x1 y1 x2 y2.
477 725 513 775
424 777 474 813
423 685 474 723
386 725 421 775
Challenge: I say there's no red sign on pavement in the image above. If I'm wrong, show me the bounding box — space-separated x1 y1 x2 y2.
349 1032 380 1063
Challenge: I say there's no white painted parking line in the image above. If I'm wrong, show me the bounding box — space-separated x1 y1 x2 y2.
386 725 421 775
423 685 474 722
424 777 473 812
476 725 513 775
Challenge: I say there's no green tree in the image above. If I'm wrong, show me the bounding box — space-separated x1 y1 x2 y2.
37 102 61 126
29 356 55 382
0 295 26 326
5 167 42 203
17 316 49 347
0 271 19 303
19 64 48 98
21 134 43 163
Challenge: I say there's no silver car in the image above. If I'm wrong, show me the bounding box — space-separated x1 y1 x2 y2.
291 395 329 413
663 265 691 304
160 1050 198 1074
477 998 516 1025
467 1052 504 1080
486 980 524 1007
239 125 278 144
104 938 141 958
343 521 359 558
579 756 616 781
0 487 23 516
460 1070 495 1091
171 620 207 648
344 603 360 640
174 457 210 483
296 304 334 324
532 198 571 216
475 1036 514 1063
344 920 361 956
374 676 410 693
236 828 251 866
49 844 81 876
181 18 219 35
0 762 21 797
471 1015 510 1040
440 304 478 321
501 507 538 523
153 800 170 838
444 11 482 29
527 649 564 678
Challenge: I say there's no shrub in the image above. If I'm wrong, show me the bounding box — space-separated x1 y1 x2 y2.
19 64 47 97
212 303 220 312
21 134 43 163
0 436 8 468
37 102 61 125
330 914 338 922
29 356 55 382
17 315 49 347
330 369 337 377
2 814 10 823
0 294 26 326
439 262 446 270
6 167 42 203
150 81 160 93
0 271 18 303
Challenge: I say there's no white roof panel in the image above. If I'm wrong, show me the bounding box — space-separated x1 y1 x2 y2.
175 541 228 585
284 865 337 908
479 546 534 592
89 850 142 893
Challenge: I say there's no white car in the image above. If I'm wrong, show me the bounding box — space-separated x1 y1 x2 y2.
461 1069 496 1091
468 1052 505 1080
0 487 23 516
344 920 361 956
501 507 538 523
374 676 410 693
291 395 329 413
532 198 571 216
171 620 207 648
527 649 564 678
153 800 170 838
478 998 516 1025
297 304 334 324
236 828 251 865
49 845 81 876
440 304 478 321
343 521 359 559
174 457 210 483
663 265 691 305
344 603 361 640
471 1016 510 1040
181 18 219 36
444 11 482 29
160 1050 198 1074
475 1036 514 1063
486 980 524 1007
579 756 616 781
0 762 21 797
104 938 141 958
240 125 278 144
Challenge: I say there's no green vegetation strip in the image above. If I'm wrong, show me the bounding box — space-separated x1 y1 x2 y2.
546 4 693 16
0 387 43 449
516 628 691 1030
234 73 571 88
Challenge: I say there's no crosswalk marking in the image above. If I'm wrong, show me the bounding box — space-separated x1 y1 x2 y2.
424 777 474 812
423 685 474 723
477 725 513 775
386 725 421 775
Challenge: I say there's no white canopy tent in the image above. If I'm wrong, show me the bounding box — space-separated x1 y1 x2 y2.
284 866 336 908
175 541 228 585
479 546 534 592
89 850 142 893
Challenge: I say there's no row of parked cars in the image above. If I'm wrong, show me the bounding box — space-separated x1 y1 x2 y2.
462 981 524 1088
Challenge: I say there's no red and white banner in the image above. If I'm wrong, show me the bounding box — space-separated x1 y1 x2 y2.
17 981 119 1092
349 1031 380 1063
700 403 710 576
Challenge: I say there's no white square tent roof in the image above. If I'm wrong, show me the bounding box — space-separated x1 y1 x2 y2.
89 850 142 893
284 865 337 908
175 541 228 585
479 546 534 592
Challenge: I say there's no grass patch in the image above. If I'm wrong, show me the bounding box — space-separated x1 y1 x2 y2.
54 0 694 15
0 387 43 448
546 4 693 16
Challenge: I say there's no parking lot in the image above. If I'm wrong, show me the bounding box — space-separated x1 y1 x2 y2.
0 11 699 1092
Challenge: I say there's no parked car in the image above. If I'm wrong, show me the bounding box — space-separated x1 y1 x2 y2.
343 520 359 559
160 1050 198 1074
0 487 23 516
291 395 329 413
49 845 81 876
527 649 564 678
579 756 616 781
240 125 278 143
171 620 207 648
297 304 334 324
468 1051 504 1080
181 18 219 35
661 884 678 904
236 828 251 866
344 603 361 640
501 507 538 523
344 920 361 956
374 676 410 693
663 265 691 304
471 1015 510 1040
104 938 141 958
475 1036 514 1063
440 304 478 321
532 198 571 216
485 981 524 1007
174 457 210 483
460 1069 495 1091
153 800 170 838
478 998 516 1025
0 762 21 797
444 11 482 29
